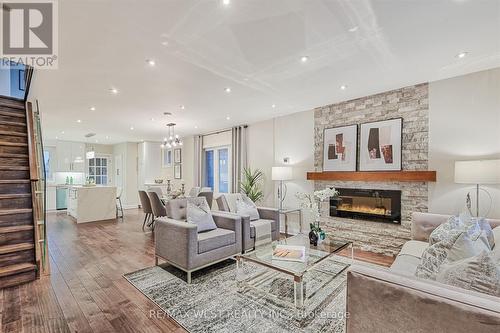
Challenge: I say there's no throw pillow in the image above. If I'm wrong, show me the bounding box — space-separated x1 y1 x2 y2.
186 199 217 233
415 229 464 280
493 227 500 251
236 195 260 221
436 251 500 297
473 218 495 249
446 231 491 262
429 216 462 245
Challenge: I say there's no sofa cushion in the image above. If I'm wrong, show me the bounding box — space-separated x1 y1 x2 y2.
187 198 217 233
436 251 500 297
390 255 422 276
399 240 428 258
250 219 276 238
197 228 236 254
236 195 259 221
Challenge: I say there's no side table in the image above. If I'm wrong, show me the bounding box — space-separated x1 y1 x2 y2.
278 208 303 237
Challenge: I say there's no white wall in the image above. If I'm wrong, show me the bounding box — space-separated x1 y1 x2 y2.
113 142 139 208
428 68 500 218
247 110 315 233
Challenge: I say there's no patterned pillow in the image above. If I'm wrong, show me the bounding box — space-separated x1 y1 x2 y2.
415 229 464 280
436 251 500 297
236 195 260 221
429 216 463 245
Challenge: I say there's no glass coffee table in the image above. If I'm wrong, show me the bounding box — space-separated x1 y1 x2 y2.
235 233 353 310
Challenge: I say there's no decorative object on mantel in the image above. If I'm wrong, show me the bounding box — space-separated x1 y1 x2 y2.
307 170 437 182
359 118 402 171
454 159 500 217
166 179 171 194
296 187 338 244
154 179 163 184
272 166 293 210
323 124 357 171
161 123 183 149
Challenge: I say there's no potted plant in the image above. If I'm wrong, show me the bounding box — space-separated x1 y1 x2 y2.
240 168 264 203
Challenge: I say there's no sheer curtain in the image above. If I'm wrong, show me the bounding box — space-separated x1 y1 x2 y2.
193 135 203 187
231 125 248 193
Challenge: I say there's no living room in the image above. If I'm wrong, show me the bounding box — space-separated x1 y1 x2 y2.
0 1 499 332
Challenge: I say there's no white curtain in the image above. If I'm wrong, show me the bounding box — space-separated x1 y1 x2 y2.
231 125 248 193
193 135 203 187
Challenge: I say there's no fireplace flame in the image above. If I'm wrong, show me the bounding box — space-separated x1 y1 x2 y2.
337 204 390 216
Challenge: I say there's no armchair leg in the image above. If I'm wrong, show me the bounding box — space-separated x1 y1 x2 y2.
187 271 191 284
155 256 159 266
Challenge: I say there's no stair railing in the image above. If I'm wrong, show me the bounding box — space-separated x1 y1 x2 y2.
24 66 50 276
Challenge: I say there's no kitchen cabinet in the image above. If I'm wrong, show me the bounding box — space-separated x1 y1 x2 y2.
56 141 85 172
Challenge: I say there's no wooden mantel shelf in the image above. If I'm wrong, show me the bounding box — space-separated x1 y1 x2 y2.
306 171 437 182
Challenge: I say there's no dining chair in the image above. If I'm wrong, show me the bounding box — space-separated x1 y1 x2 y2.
138 190 153 230
116 187 124 218
148 186 164 198
197 191 214 209
147 191 167 230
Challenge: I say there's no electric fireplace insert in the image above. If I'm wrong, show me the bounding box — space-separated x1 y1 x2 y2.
330 188 401 224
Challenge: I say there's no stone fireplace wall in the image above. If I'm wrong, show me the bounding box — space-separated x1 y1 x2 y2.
314 83 429 256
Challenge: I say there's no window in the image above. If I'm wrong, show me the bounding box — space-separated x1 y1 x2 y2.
204 146 231 193
88 156 109 185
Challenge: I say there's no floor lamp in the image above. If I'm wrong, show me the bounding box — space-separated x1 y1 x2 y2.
454 159 500 217
272 166 293 211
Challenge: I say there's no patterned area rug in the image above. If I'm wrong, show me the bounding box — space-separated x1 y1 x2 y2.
124 258 350 333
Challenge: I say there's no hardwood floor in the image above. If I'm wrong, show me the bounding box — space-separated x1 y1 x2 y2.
0 209 395 333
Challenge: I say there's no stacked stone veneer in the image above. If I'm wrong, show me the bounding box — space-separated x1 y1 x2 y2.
314 83 429 256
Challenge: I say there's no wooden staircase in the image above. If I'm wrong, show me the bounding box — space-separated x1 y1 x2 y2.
0 96 38 288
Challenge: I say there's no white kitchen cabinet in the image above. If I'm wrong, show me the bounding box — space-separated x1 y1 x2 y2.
56 141 85 172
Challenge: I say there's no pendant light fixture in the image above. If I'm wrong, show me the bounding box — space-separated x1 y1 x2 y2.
161 123 183 148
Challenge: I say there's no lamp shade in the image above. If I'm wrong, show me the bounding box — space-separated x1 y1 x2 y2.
272 166 293 181
454 160 500 184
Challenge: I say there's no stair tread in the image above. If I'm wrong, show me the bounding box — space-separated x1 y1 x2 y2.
0 193 31 199
0 225 33 233
0 110 26 118
0 153 28 158
0 263 35 278
0 242 34 254
0 208 32 216
0 141 28 147
0 99 25 110
0 130 27 137
0 165 29 170
0 179 30 184
0 120 27 127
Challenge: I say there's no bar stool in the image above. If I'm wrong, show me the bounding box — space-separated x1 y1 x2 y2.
116 187 124 218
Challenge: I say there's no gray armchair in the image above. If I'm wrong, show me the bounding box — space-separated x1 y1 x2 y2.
155 198 242 283
216 194 279 252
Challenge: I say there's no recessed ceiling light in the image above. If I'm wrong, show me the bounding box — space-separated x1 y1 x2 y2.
224 87 231 93
226 116 231 120
77 119 82 123
348 26 359 32
110 88 118 94
105 136 109 139
271 104 276 108
61 131 65 134
146 59 156 66
456 52 468 59
194 125 198 129
130 126 134 130
55 136 58 139
222 0 230 5
95 140 99 143
340 85 347 90
151 117 155 121
90 106 96 111
161 41 169 46
300 56 309 63
180 105 185 110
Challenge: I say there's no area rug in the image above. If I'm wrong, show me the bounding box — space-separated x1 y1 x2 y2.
124 257 351 333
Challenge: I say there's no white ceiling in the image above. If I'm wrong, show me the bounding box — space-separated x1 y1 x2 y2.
33 0 500 144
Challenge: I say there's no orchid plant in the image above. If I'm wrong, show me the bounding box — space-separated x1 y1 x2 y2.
295 187 339 222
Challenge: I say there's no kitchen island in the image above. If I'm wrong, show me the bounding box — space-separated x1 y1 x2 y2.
67 185 117 223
